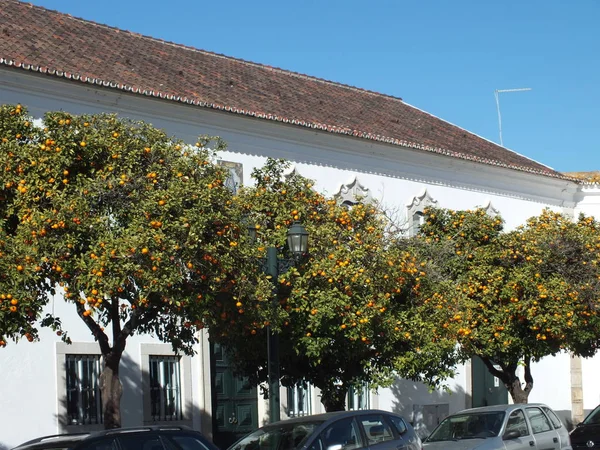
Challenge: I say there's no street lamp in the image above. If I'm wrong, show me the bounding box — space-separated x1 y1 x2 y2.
252 221 308 423
286 221 309 256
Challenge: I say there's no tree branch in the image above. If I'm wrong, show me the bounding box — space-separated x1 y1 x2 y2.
110 297 121 348
76 302 110 355
479 356 508 384
115 305 160 353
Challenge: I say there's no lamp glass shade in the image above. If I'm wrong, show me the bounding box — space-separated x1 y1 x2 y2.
287 221 308 255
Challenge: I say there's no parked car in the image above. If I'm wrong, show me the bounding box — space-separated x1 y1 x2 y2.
227 410 421 450
11 425 219 450
423 403 571 450
569 403 600 450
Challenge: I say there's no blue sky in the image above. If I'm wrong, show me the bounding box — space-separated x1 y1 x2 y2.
28 0 600 173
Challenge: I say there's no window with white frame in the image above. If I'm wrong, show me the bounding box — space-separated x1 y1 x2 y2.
347 384 370 410
65 354 103 425
149 356 183 421
287 382 312 417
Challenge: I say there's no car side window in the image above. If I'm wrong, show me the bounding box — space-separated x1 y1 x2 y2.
525 407 553 434
359 414 395 445
319 418 363 450
77 438 119 450
387 415 407 435
505 409 529 437
542 407 563 429
118 434 165 450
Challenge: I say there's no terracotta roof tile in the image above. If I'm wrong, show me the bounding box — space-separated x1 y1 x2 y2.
0 0 565 179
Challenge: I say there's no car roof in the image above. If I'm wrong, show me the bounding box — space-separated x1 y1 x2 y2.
12 426 201 450
88 425 194 437
260 409 403 429
12 434 90 450
455 403 552 414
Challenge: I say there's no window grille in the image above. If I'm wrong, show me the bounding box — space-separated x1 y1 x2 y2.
66 354 103 425
347 384 370 410
149 356 183 421
287 383 311 417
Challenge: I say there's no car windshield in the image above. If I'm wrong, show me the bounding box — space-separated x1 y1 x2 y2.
426 412 505 442
230 421 324 450
583 405 600 425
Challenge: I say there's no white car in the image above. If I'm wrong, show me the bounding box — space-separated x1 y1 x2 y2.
423 403 571 450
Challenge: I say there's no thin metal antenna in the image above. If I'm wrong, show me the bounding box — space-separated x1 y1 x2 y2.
494 88 532 147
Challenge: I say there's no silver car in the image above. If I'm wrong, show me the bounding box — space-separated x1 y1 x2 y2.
423 403 572 450
228 410 421 450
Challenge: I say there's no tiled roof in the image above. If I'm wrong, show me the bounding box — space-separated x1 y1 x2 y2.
563 172 600 185
0 0 565 179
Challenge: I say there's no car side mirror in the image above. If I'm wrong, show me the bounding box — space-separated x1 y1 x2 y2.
503 430 521 440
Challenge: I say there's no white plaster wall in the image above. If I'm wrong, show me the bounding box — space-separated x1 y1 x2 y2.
574 186 600 219
376 363 468 434
527 353 572 410
0 293 203 448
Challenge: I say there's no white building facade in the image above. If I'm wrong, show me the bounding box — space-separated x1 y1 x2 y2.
0 1 599 447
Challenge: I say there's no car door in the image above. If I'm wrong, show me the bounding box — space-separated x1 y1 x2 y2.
74 437 119 450
385 414 419 450
503 408 537 450
357 414 398 450
307 417 365 450
525 407 560 450
541 407 570 450
161 432 219 450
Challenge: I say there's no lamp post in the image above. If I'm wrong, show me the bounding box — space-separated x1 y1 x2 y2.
253 221 308 423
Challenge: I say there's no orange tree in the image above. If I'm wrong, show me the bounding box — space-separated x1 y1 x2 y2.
205 159 460 411
0 104 268 428
417 207 600 403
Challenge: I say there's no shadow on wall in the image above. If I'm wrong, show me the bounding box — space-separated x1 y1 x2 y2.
54 352 212 442
387 378 469 440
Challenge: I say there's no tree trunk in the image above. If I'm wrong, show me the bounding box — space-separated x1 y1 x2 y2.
320 385 347 412
479 356 533 405
507 378 531 404
100 352 124 429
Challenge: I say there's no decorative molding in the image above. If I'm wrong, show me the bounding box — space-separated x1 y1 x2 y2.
407 189 438 236
482 200 500 217
333 176 374 206
406 188 438 215
283 164 301 180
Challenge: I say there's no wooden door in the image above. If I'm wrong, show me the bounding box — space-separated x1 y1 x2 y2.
211 342 258 450
471 357 508 407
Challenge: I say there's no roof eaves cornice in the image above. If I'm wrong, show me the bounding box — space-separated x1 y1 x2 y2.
0 57 577 183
